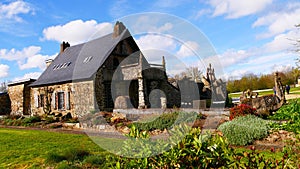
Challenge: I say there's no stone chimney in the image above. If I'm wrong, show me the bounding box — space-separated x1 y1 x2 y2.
162 56 166 71
60 41 70 53
45 59 53 67
113 21 126 38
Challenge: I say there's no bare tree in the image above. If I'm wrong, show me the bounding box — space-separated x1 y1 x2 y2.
0 82 7 93
293 24 300 67
175 66 203 82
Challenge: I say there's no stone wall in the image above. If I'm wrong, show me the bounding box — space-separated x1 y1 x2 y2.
31 84 72 116
31 81 95 117
7 79 35 115
73 81 95 117
144 68 181 108
0 93 11 115
30 81 94 117
93 38 144 111
8 84 26 115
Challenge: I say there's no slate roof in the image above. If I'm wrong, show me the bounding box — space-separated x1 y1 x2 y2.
8 78 36 86
30 29 133 87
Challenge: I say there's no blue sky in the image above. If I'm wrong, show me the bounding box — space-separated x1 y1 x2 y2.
0 0 299 82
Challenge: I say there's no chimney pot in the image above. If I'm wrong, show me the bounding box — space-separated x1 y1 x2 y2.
60 41 70 53
45 59 53 67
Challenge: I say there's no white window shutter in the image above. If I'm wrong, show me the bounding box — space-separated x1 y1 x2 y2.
65 92 70 110
51 92 56 109
34 93 39 108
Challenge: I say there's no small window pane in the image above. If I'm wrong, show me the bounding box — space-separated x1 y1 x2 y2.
58 92 64 110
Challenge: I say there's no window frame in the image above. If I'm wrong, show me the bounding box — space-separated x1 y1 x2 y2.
57 92 65 110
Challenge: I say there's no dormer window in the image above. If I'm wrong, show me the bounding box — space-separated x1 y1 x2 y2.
52 62 72 70
83 56 93 63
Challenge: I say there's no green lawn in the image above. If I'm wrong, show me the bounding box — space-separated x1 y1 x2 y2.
0 126 292 168
0 128 106 168
229 87 300 98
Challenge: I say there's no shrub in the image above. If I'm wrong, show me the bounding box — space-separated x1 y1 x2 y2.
218 115 270 146
65 117 79 123
229 104 256 120
63 148 90 162
44 116 58 124
23 116 41 124
269 99 300 121
46 148 90 164
83 155 105 165
225 96 234 108
269 99 300 133
131 112 200 131
46 152 66 163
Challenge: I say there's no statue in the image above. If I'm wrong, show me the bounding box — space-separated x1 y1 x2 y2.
239 72 285 116
204 64 226 102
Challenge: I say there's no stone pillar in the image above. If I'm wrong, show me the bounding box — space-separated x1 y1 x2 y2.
274 72 285 101
138 70 146 109
160 97 166 109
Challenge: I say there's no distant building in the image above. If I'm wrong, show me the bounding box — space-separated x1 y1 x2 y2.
297 77 300 87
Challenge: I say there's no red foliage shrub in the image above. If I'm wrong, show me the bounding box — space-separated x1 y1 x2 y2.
229 104 256 120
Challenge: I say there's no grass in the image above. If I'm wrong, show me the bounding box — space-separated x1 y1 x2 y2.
229 87 300 98
0 128 106 168
0 122 296 168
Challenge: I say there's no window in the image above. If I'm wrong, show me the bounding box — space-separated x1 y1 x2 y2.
121 42 128 54
57 92 65 110
83 56 93 63
53 62 71 70
39 94 45 107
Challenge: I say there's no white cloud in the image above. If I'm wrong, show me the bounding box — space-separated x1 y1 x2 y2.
263 29 300 53
0 64 9 78
19 53 56 70
0 46 56 70
0 46 40 61
13 72 42 81
208 0 273 19
253 3 300 38
272 64 293 73
136 34 177 51
131 16 174 34
222 69 251 80
218 49 251 67
0 0 33 22
221 51 298 80
42 20 113 45
195 9 212 19
154 23 173 33
176 41 200 58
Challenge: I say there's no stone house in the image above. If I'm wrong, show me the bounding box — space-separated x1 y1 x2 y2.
28 22 180 117
5 22 219 118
